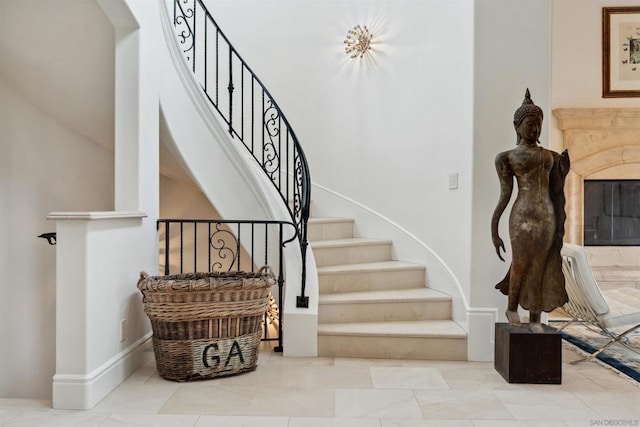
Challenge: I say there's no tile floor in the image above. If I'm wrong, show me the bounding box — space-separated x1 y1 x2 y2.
1 342 639 427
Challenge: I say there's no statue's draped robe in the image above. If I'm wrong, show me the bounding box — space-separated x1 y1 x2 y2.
495 153 569 312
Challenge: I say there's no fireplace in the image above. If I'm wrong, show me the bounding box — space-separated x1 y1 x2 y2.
583 179 640 246
553 108 640 266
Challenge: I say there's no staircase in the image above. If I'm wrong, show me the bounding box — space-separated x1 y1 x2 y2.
310 218 467 360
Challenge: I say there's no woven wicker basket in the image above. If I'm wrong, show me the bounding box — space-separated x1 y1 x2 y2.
137 266 276 382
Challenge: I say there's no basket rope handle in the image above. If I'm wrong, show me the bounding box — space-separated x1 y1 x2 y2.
138 271 150 302
258 265 276 281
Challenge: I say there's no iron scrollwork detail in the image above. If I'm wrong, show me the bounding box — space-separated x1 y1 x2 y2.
263 98 282 180
174 0 195 63
209 223 238 272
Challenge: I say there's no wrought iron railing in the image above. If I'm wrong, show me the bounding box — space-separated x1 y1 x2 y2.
169 0 311 307
157 219 298 351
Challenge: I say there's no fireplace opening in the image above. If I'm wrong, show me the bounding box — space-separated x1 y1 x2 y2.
584 180 640 246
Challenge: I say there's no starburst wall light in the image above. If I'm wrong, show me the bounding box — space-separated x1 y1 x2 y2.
344 25 374 59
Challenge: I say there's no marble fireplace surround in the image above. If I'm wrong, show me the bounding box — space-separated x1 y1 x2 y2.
553 108 640 268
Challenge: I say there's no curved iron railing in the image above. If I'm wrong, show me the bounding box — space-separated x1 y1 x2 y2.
170 0 311 307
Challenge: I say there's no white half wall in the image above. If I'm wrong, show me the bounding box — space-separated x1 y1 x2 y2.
0 78 114 399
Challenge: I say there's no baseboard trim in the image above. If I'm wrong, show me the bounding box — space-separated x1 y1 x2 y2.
467 308 498 361
52 332 152 410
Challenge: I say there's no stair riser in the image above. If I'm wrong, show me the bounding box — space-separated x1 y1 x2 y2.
313 244 392 267
307 221 354 241
319 301 451 323
319 269 426 294
318 335 467 361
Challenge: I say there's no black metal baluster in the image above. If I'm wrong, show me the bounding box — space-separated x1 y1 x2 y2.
180 221 184 274
261 91 265 167
251 223 255 272
193 222 197 272
278 115 282 191
208 222 211 272
286 132 290 207
276 222 284 352
251 78 255 153
216 29 219 105
236 223 241 271
228 49 234 135
241 65 244 141
203 16 207 93
192 0 196 73
264 223 268 266
164 221 170 275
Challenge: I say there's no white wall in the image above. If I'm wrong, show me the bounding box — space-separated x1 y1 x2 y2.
0 79 114 399
205 0 475 311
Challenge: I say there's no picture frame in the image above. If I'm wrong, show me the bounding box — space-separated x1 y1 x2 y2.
602 6 640 98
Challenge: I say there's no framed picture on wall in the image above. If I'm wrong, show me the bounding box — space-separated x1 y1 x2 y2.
602 6 640 98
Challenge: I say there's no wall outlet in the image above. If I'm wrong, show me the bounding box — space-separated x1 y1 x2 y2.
120 318 127 342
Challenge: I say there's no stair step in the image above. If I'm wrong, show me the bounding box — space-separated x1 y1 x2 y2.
308 218 354 241
311 238 392 267
318 288 451 323
318 320 467 360
318 261 426 294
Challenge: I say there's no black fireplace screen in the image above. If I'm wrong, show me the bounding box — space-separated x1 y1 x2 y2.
584 180 640 246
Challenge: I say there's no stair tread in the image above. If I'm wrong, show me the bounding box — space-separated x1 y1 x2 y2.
311 238 392 248
319 288 450 304
318 320 466 338
317 261 425 275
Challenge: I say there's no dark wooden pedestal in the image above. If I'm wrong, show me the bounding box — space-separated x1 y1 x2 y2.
494 322 561 384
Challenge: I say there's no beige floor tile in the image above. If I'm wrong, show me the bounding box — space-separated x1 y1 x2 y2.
0 410 19 425
288 417 382 427
0 410 108 426
263 353 335 367
492 389 600 421
90 383 181 414
335 389 423 419
334 357 403 367
572 391 640 419
218 363 300 388
296 365 372 388
370 367 449 390
159 384 256 415
195 415 289 427
563 420 640 427
414 389 513 420
436 363 509 390
122 361 158 385
0 400 51 410
471 421 566 427
248 387 335 417
100 413 199 427
381 420 474 426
